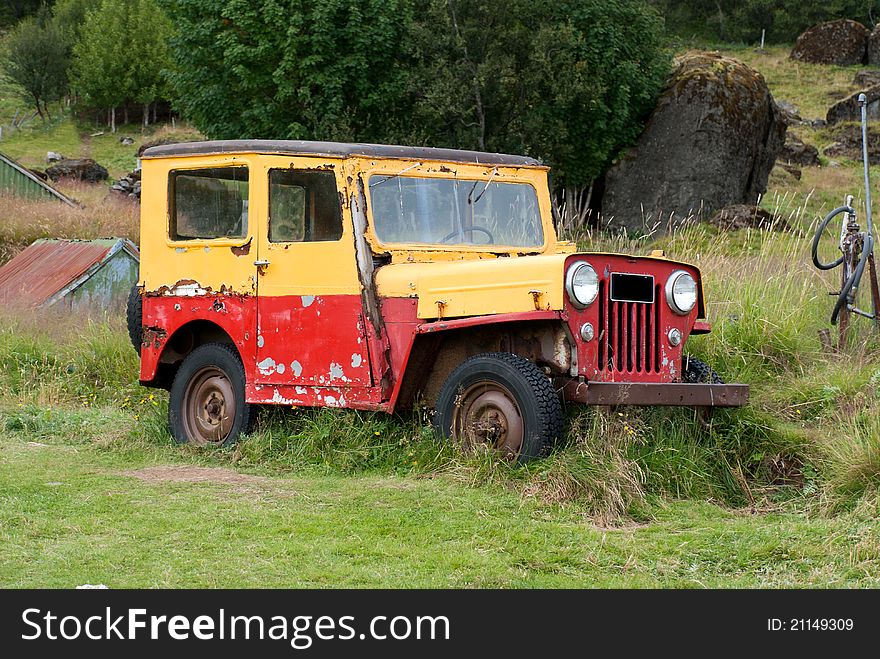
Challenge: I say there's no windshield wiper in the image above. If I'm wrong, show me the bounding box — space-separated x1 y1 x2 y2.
467 166 499 206
369 162 422 188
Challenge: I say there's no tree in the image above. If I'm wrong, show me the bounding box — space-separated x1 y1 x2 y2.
53 0 101 48
129 0 172 127
70 0 171 131
401 0 670 187
70 0 129 130
159 0 414 141
5 13 69 119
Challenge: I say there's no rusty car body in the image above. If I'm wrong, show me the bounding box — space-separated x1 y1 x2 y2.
131 140 748 461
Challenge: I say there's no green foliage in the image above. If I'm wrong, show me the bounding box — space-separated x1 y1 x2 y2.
651 0 880 44
70 0 171 114
160 0 669 188
402 0 670 186
52 0 100 49
4 11 69 118
0 0 45 28
159 0 414 142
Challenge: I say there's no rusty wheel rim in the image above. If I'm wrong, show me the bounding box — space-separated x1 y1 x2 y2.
181 366 235 446
452 381 524 459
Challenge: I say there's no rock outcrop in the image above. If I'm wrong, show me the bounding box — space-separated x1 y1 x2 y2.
601 52 786 234
45 158 109 183
823 123 880 164
854 69 880 89
827 85 880 124
790 19 869 65
777 134 820 167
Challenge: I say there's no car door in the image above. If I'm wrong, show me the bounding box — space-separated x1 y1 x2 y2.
253 156 372 387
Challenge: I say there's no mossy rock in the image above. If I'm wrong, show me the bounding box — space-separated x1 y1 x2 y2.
602 52 786 234
790 19 868 66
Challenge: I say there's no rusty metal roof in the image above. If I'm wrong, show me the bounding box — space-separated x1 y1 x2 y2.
142 140 544 167
0 238 139 307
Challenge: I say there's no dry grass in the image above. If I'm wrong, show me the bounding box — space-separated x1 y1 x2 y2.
720 45 865 120
0 184 138 265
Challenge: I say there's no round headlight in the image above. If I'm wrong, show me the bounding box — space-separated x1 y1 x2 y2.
565 261 599 308
666 270 697 315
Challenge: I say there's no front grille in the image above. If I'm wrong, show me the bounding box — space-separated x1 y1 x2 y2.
597 281 661 374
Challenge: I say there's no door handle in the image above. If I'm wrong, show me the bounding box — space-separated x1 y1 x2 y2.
254 259 270 267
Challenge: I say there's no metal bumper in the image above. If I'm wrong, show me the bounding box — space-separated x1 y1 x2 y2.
561 380 749 407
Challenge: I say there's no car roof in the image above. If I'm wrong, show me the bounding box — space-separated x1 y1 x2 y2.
141 140 543 167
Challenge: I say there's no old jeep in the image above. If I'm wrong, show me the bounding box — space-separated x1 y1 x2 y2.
129 140 748 461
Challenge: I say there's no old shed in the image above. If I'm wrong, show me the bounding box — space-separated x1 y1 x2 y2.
0 152 77 206
0 238 139 312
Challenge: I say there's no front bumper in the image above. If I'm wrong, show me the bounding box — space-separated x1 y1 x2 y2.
560 380 749 407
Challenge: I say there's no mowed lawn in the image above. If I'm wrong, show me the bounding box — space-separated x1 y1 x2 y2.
1 422 878 589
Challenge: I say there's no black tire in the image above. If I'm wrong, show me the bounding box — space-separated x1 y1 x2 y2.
126 284 143 355
168 343 254 447
433 352 563 463
682 355 724 384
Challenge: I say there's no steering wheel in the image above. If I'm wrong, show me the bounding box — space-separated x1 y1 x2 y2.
439 226 495 244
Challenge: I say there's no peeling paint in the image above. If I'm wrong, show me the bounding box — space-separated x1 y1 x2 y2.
291 360 303 377
257 335 264 348
257 357 277 375
301 295 315 307
295 386 307 394
277 362 285 374
351 353 363 368
230 237 252 256
271 388 293 404
324 394 347 407
329 362 344 379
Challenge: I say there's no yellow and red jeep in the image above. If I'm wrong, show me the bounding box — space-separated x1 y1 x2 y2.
129 140 748 461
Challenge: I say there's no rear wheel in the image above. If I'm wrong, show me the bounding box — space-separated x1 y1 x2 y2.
433 352 563 463
126 284 142 355
168 343 253 447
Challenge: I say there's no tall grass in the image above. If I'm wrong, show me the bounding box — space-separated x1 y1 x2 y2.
0 185 138 264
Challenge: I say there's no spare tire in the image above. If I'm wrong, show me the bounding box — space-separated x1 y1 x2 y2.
126 284 143 355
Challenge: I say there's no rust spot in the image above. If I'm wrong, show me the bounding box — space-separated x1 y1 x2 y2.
439 165 454 173
529 290 543 310
142 325 167 350
230 237 252 256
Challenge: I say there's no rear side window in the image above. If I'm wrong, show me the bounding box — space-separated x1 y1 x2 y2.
170 167 249 240
269 169 342 242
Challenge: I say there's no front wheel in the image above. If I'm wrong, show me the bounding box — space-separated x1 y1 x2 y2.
433 352 563 463
168 343 253 447
682 355 724 384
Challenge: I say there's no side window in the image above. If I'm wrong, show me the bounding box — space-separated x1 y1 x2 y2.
269 169 342 242
170 166 249 240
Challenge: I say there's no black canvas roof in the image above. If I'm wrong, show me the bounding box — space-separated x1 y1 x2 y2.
141 140 543 167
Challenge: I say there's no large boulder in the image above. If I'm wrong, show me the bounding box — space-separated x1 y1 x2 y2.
790 19 869 65
869 26 880 66
45 158 109 183
827 85 880 124
601 52 786 234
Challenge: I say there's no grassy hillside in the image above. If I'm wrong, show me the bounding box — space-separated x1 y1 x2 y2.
2 43 880 587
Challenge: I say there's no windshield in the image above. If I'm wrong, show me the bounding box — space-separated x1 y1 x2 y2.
369 175 544 248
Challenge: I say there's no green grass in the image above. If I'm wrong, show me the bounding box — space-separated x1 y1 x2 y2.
2 407 879 588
